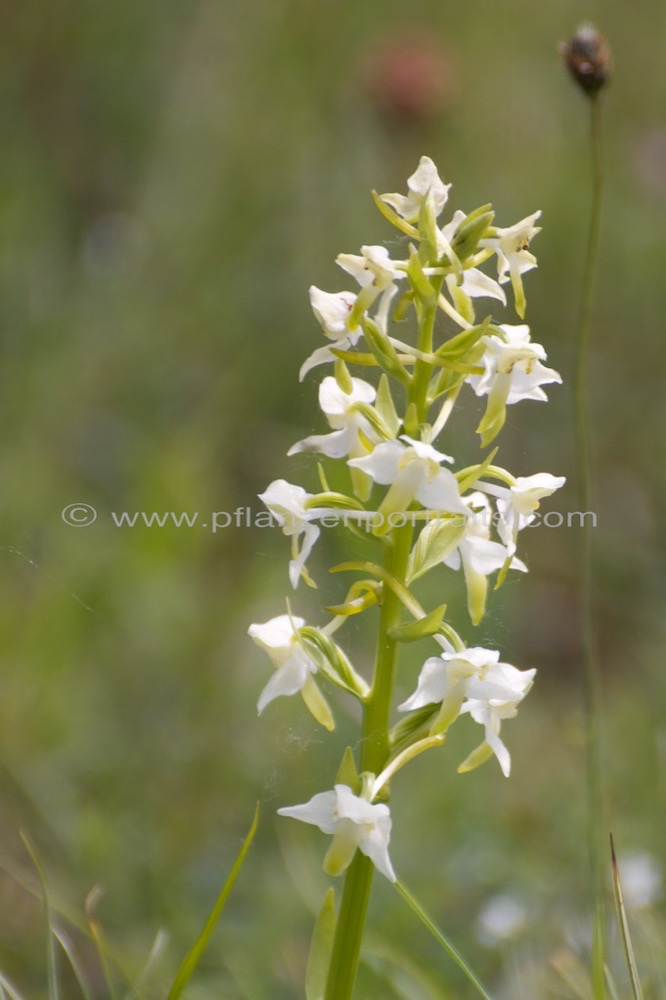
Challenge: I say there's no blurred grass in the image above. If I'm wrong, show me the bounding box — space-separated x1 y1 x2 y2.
1 0 665 995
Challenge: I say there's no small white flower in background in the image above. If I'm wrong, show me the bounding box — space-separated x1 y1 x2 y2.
349 436 469 519
476 893 527 947
481 211 542 318
288 376 377 459
459 660 536 777
618 851 663 909
248 614 317 714
480 473 566 555
444 492 526 625
258 480 320 588
300 287 362 380
278 783 396 882
380 155 451 223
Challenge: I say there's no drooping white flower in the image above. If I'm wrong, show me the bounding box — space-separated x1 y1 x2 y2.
399 643 535 775
310 287 358 339
444 492 526 625
258 480 320 588
278 783 396 881
348 436 468 522
248 614 317 714
336 245 405 318
399 645 502 726
480 211 542 317
467 325 562 446
380 156 451 223
288 376 377 459
468 325 562 403
480 473 566 555
300 287 363 381
459 660 536 777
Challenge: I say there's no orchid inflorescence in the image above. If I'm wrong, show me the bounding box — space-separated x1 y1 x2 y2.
249 157 563 889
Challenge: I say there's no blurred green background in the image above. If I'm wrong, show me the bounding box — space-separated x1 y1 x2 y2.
1 0 665 996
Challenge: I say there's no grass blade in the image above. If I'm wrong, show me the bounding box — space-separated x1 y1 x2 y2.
166 803 259 1000
52 927 95 1000
395 880 494 1000
20 833 59 1000
610 834 644 1000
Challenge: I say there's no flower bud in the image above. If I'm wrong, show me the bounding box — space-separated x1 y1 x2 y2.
560 24 612 96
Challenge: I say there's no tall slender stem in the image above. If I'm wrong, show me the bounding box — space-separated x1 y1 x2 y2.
324 524 413 1000
574 93 606 999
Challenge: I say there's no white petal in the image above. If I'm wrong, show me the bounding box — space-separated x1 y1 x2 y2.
459 268 507 304
309 287 357 338
289 522 320 589
248 613 303 655
277 790 339 833
348 439 404 484
288 428 353 459
257 654 312 713
398 656 449 711
360 812 396 882
416 468 468 514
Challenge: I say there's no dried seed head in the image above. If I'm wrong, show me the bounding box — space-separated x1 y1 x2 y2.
560 23 612 96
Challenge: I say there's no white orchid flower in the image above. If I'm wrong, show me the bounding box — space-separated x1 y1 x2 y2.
336 245 405 319
444 492 526 625
467 325 562 446
480 211 542 317
348 436 468 529
479 473 566 555
399 645 502 731
258 480 320 588
459 661 536 777
248 614 317 714
300 287 362 381
380 155 451 223
278 783 396 882
288 376 377 460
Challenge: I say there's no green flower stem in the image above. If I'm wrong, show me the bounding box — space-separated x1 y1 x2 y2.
409 275 444 423
324 523 413 1000
574 93 607 999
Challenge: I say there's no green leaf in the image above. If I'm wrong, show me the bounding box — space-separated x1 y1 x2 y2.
435 316 490 362
610 835 645 1000
455 447 499 494
389 604 446 642
451 208 495 261
306 890 337 1000
306 492 365 511
375 375 401 437
334 358 353 394
362 319 410 384
407 245 436 302
389 704 439 755
407 518 466 583
299 628 369 698
21 834 59 1000
335 747 361 790
353 402 395 442
371 189 419 238
166 805 260 1000
395 881 494 1000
